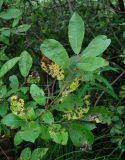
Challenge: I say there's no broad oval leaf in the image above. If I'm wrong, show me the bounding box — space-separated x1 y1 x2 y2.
0 101 9 117
16 24 31 33
49 124 68 145
19 122 40 143
0 85 7 98
41 110 54 124
0 48 9 61
81 35 111 58
0 57 20 78
40 125 50 141
11 24 31 34
0 101 8 117
14 131 23 146
40 39 69 68
77 57 108 71
55 94 83 112
9 75 19 90
2 113 24 129
68 123 94 147
68 12 85 54
31 148 48 160
30 84 46 105
19 147 31 160
19 51 32 77
0 8 22 20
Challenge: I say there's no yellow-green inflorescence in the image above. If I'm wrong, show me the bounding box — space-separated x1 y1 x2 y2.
59 78 81 103
49 63 64 80
68 77 81 92
63 95 90 120
41 61 64 80
10 95 25 119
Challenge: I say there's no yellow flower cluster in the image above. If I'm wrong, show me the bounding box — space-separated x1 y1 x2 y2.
41 61 49 73
63 106 89 120
49 63 64 80
61 78 81 100
10 95 25 118
41 61 64 80
68 77 81 92
83 95 90 108
83 95 101 123
95 118 101 123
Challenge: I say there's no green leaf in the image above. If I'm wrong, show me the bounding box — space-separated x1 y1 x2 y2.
68 12 85 54
11 24 31 34
14 131 23 146
0 0 4 10
0 34 9 44
20 87 29 94
0 8 22 20
12 18 20 27
94 83 118 99
68 123 94 147
2 113 24 129
77 57 108 71
81 35 111 58
19 122 40 143
0 48 9 61
40 39 69 68
0 28 10 37
49 124 68 145
78 122 96 131
55 94 83 112
19 51 32 77
9 75 19 90
30 84 46 105
0 80 3 86
25 101 37 109
96 75 114 91
0 57 20 78
41 110 54 124
26 108 36 120
0 101 8 117
15 24 31 33
31 148 48 160
19 147 31 160
0 85 7 98
40 125 50 141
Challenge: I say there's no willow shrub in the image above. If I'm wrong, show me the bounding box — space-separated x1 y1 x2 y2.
0 10 113 159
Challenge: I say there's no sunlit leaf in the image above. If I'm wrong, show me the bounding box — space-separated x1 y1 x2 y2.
68 12 85 54
0 57 20 78
40 39 69 68
19 51 32 77
30 84 46 105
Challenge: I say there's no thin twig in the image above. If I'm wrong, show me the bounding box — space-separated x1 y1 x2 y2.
67 0 73 15
51 79 57 96
0 145 9 160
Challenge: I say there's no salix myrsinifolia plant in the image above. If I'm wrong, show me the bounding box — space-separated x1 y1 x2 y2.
0 11 112 159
